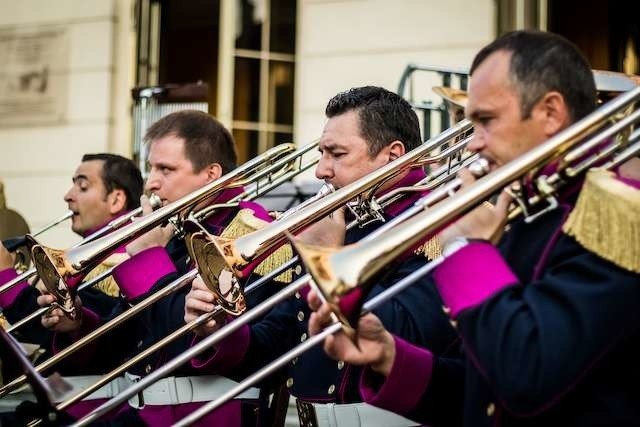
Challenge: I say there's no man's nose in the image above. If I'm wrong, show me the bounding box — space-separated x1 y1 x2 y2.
315 157 334 181
467 132 485 153
145 171 161 192
63 187 74 203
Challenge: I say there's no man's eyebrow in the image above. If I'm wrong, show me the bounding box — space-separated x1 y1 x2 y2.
318 142 346 152
72 174 89 183
466 108 489 121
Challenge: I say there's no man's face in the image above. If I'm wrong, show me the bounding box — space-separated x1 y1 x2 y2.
465 50 548 171
145 134 215 205
64 160 117 235
316 110 393 189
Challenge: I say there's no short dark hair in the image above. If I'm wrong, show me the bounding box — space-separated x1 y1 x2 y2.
471 30 597 122
81 153 144 211
144 110 237 174
325 86 422 156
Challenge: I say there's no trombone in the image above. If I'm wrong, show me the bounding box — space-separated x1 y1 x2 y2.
2 211 72 253
185 119 474 314
75 85 640 426
41 148 475 421
27 143 298 321
4 141 320 334
70 120 476 424
293 85 640 333
0 198 162 299
0 140 318 396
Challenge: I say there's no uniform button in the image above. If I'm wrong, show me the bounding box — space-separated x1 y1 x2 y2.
449 319 458 328
292 357 299 365
294 265 303 275
295 292 301 299
286 378 294 388
337 361 344 370
327 384 335 394
137 340 143 348
300 333 307 342
145 364 152 374
442 305 451 315
297 311 305 321
486 403 495 416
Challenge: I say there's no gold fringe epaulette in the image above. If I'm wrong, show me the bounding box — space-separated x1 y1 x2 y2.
416 235 443 261
0 313 8 330
86 253 130 297
220 209 294 283
563 169 640 273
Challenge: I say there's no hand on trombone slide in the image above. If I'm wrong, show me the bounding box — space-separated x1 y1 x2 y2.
307 288 396 377
184 275 229 337
37 292 83 334
437 168 513 246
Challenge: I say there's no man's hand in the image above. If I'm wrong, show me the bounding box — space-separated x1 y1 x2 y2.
38 293 83 334
126 195 175 256
0 242 15 270
307 290 396 377
297 207 346 248
184 276 224 337
438 168 513 245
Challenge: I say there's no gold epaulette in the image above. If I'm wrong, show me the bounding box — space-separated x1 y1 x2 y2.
563 169 640 273
86 253 129 297
221 209 294 283
416 235 443 261
0 313 8 330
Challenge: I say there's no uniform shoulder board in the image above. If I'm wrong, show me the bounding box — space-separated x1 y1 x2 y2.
87 252 130 297
563 168 640 273
221 209 294 283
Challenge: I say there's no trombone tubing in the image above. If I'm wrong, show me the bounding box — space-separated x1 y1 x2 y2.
311 86 640 293
175 118 640 427
9 145 319 332
0 203 149 296
3 142 338 395
5 267 114 333
53 256 299 414
55 165 446 415
73 273 311 426
72 169 458 425
174 256 447 427
0 269 198 397
11 148 314 331
35 143 296 285
219 120 473 265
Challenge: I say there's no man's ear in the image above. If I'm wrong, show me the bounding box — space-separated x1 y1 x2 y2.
535 91 570 137
387 140 406 161
205 163 223 182
107 189 127 215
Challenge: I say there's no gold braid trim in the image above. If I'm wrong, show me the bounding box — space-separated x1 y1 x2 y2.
416 235 443 261
87 253 129 297
0 313 8 330
563 169 640 273
220 209 294 283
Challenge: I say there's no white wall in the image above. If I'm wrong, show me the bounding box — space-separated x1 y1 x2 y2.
294 0 495 151
0 0 135 248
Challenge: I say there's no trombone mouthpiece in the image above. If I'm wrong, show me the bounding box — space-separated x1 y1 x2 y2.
148 193 162 210
469 158 491 177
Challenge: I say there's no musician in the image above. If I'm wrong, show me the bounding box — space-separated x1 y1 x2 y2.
185 86 460 426
307 30 640 426
42 111 273 426
0 153 143 354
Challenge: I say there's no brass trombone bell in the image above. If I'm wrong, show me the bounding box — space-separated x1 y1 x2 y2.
433 86 468 124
